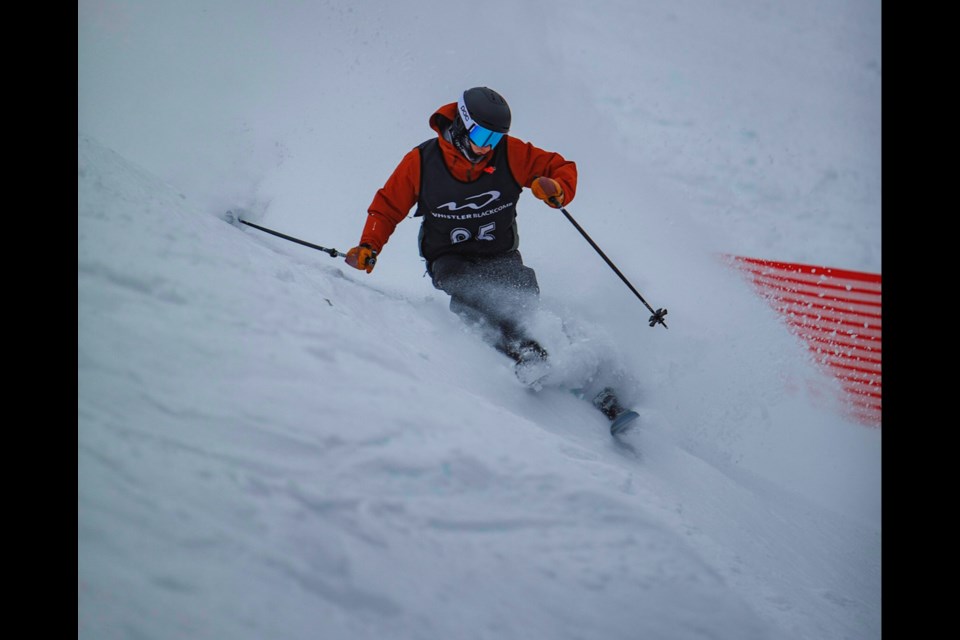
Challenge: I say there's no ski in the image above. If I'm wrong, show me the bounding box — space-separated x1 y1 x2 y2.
609 408 640 435
508 345 640 436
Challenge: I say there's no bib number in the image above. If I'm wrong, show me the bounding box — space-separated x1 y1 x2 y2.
450 222 496 244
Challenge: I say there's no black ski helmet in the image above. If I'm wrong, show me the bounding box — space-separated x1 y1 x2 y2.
457 87 511 134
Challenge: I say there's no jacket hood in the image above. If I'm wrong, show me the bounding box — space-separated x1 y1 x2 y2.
429 102 458 136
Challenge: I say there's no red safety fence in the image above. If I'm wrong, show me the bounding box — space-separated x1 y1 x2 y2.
729 256 881 428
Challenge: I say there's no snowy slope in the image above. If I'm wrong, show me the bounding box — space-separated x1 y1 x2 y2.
78 132 879 640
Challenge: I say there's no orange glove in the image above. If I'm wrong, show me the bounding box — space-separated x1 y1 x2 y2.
345 243 377 273
531 176 564 208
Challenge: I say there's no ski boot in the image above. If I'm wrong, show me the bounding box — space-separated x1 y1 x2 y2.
592 387 640 435
503 338 551 389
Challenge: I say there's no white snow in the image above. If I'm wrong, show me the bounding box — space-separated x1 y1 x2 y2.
78 1 881 639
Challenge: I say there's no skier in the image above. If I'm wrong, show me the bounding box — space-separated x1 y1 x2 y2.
345 86 636 429
346 87 574 376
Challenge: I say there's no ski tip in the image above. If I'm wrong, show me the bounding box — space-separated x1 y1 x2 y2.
610 409 640 436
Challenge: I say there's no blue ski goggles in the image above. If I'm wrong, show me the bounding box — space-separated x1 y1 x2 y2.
467 123 504 149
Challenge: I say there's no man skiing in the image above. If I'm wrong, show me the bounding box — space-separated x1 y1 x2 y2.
346 86 637 430
346 87 573 375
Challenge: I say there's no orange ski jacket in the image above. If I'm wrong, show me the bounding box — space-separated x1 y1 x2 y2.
359 102 578 254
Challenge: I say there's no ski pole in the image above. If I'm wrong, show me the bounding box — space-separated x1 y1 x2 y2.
550 198 668 329
224 211 368 264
